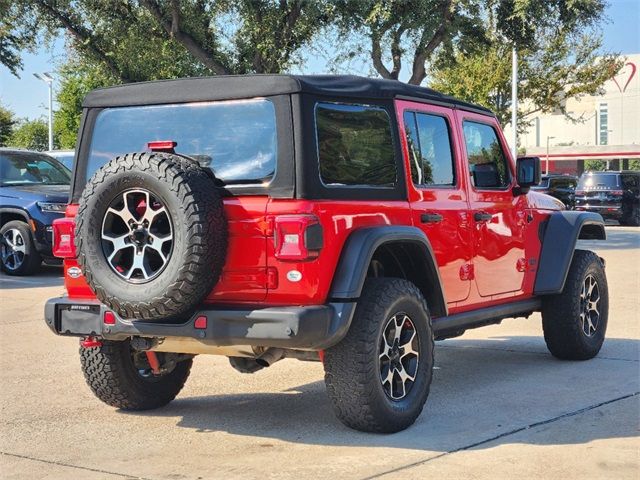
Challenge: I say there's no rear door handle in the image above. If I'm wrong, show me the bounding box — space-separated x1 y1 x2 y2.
474 211 492 222
421 212 443 224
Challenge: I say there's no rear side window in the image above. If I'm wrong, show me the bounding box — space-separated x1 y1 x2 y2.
86 99 277 184
403 111 455 186
315 103 396 187
462 121 510 189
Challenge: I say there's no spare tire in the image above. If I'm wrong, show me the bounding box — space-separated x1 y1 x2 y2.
76 152 227 320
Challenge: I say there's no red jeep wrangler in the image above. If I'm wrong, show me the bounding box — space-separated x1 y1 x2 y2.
45 75 608 433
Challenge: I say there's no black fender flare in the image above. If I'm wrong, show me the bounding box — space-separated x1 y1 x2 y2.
534 211 606 295
329 225 447 316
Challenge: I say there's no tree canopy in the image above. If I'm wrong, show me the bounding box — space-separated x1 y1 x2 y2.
0 103 16 146
7 1 333 82
8 119 53 151
1 0 622 150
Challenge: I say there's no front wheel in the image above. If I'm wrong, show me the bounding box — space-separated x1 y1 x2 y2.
324 278 434 433
80 340 192 410
0 220 41 275
542 250 608 360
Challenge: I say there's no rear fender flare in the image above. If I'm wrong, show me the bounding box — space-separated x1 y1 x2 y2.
329 225 447 316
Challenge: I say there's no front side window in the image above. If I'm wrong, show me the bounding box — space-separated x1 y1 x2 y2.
86 99 277 184
316 103 396 187
403 111 455 186
463 121 510 189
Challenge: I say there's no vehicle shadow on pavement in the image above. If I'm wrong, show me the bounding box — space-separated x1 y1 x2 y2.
126 336 639 452
0 267 63 289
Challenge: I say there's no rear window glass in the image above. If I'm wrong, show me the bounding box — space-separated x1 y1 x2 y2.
316 103 396 187
0 152 71 186
578 174 619 189
86 99 277 184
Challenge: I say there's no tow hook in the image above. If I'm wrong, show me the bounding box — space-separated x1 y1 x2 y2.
80 336 103 348
145 351 162 375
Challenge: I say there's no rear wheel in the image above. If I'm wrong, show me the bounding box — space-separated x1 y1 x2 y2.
0 220 41 275
80 340 192 410
542 250 608 360
324 278 434 433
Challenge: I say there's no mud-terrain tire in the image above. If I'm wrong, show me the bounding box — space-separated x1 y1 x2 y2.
324 278 434 433
542 250 608 360
80 340 192 410
0 220 41 275
76 152 226 320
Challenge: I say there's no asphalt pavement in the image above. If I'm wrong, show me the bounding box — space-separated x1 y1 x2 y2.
0 226 638 480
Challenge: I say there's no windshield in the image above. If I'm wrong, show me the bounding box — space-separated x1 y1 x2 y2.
0 152 71 186
578 173 619 189
86 99 277 185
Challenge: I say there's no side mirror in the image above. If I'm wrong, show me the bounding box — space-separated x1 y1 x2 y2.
515 156 541 194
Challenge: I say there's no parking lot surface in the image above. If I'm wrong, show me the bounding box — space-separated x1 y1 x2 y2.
1 226 638 480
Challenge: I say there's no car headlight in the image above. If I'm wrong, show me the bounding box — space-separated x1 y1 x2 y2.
37 202 67 213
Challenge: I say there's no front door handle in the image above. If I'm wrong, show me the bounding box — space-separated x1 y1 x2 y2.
421 212 443 224
474 211 492 222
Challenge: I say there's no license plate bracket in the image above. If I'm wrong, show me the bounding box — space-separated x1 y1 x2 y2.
57 304 101 336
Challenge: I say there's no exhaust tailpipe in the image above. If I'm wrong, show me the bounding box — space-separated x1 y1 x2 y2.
255 348 285 367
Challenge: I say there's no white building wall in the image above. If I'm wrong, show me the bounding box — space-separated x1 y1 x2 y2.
505 54 640 151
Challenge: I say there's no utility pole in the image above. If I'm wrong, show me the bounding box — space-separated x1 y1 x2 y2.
33 72 54 151
511 47 518 159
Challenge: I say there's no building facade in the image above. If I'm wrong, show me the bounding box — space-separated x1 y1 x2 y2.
505 54 640 174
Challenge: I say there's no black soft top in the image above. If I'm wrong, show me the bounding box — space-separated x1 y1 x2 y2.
82 74 492 114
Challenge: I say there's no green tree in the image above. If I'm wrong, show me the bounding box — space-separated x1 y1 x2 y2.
583 160 607 171
0 0 38 76
429 35 621 129
330 0 616 92
54 60 114 149
8 1 332 82
7 119 53 151
0 103 16 146
331 0 486 85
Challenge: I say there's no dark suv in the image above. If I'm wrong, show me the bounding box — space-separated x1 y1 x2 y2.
575 171 640 226
1 149 71 274
532 174 578 208
44 75 608 433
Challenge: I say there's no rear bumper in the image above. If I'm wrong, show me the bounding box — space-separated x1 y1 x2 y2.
44 297 356 351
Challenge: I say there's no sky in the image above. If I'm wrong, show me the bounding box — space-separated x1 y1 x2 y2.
1 0 639 121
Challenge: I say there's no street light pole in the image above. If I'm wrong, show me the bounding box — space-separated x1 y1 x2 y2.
546 136 555 175
33 72 54 151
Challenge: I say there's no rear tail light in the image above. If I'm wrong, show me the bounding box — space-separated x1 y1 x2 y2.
610 190 623 196
575 190 585 195
273 215 323 261
52 217 76 258
103 311 116 325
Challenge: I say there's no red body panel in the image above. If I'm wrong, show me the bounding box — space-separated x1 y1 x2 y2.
395 100 473 305
62 101 557 316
